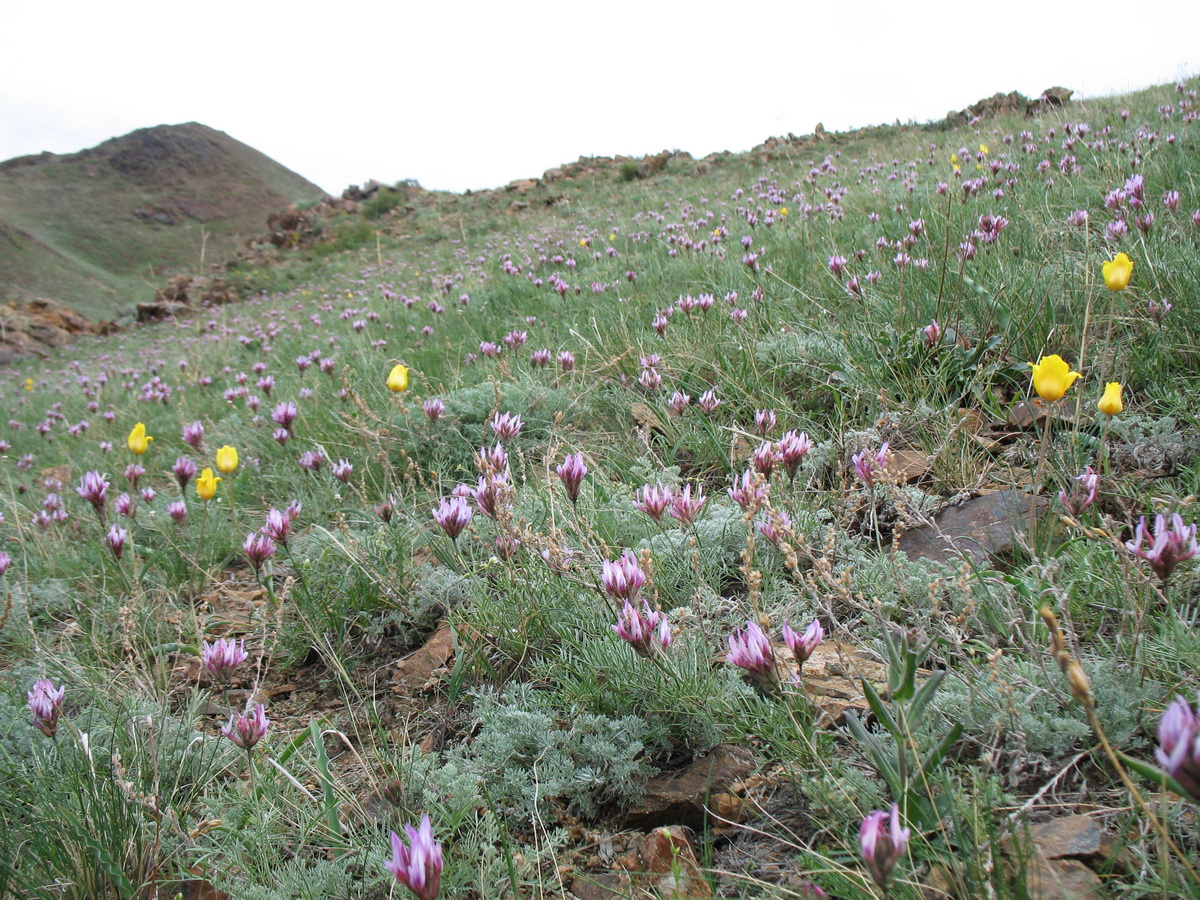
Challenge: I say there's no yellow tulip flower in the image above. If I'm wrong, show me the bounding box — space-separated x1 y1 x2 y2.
387 364 409 393
196 467 221 501
127 422 154 455
1102 253 1133 292
216 445 239 474
24 378 33 391
1029 354 1082 402
1098 382 1123 416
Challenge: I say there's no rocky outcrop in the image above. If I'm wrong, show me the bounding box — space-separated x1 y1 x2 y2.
0 298 113 364
138 275 238 322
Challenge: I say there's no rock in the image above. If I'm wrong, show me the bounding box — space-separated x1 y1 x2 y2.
1022 853 1104 900
0 297 112 363
797 641 899 726
623 744 755 831
1040 87 1074 106
637 151 674 179
392 625 455 696
506 200 530 214
629 827 713 898
1029 815 1116 863
572 827 713 899
543 167 567 183
896 490 1043 567
506 178 540 194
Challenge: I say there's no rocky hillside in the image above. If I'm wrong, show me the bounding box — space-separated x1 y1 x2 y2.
0 123 324 324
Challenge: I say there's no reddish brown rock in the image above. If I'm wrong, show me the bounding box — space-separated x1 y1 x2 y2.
622 745 754 831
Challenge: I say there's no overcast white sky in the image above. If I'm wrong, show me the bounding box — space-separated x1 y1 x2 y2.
3 0 1197 196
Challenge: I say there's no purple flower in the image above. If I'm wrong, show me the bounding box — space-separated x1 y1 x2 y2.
558 351 576 371
222 704 269 750
202 637 248 681
491 412 523 441
1058 466 1098 516
612 600 671 658
384 815 443 900
173 456 198 489
727 621 775 682
698 390 721 413
115 492 136 520
757 509 792 546
923 319 941 346
124 463 145 489
601 550 646 603
777 431 812 480
1125 513 1199 582
852 442 890 487
634 483 674 521
298 449 325 471
556 452 588 503
860 804 910 890
27 677 65 738
752 443 776 477
262 509 291 544
432 496 473 541
424 398 445 423
243 532 276 572
728 470 767 513
182 420 205 451
1156 694 1200 801
782 619 824 667
76 470 110 515
478 442 509 475
0 552 10 577
669 484 707 527
668 391 691 415
754 409 777 436
273 401 298 432
167 501 188 524
473 471 511 519
332 459 354 483
105 524 128 560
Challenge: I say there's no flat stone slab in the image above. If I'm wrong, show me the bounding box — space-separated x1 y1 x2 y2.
896 490 1042 567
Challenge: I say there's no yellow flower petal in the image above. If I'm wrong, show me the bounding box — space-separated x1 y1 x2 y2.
1029 354 1082 402
1098 382 1123 416
1102 253 1133 292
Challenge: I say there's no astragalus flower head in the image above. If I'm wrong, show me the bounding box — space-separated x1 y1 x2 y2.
385 815 443 900
852 443 889 487
243 532 276 573
432 496 473 541
556 452 588 503
612 600 671 657
776 430 812 480
222 703 269 750
728 469 768 513
1125 513 1199 582
490 411 523 440
601 550 646 603
670 484 707 526
727 620 775 683
27 677 65 738
76 467 109 517
860 803 911 891
634 482 674 521
1058 466 1098 517
202 637 248 682
782 618 824 667
1156 694 1200 801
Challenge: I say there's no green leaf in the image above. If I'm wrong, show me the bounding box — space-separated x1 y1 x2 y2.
908 669 947 725
919 722 964 779
861 677 900 738
1117 750 1194 800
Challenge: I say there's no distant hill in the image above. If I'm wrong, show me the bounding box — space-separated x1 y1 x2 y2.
0 123 325 322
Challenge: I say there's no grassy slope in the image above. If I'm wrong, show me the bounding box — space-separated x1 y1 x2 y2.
1 80 1199 899
0 123 324 320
